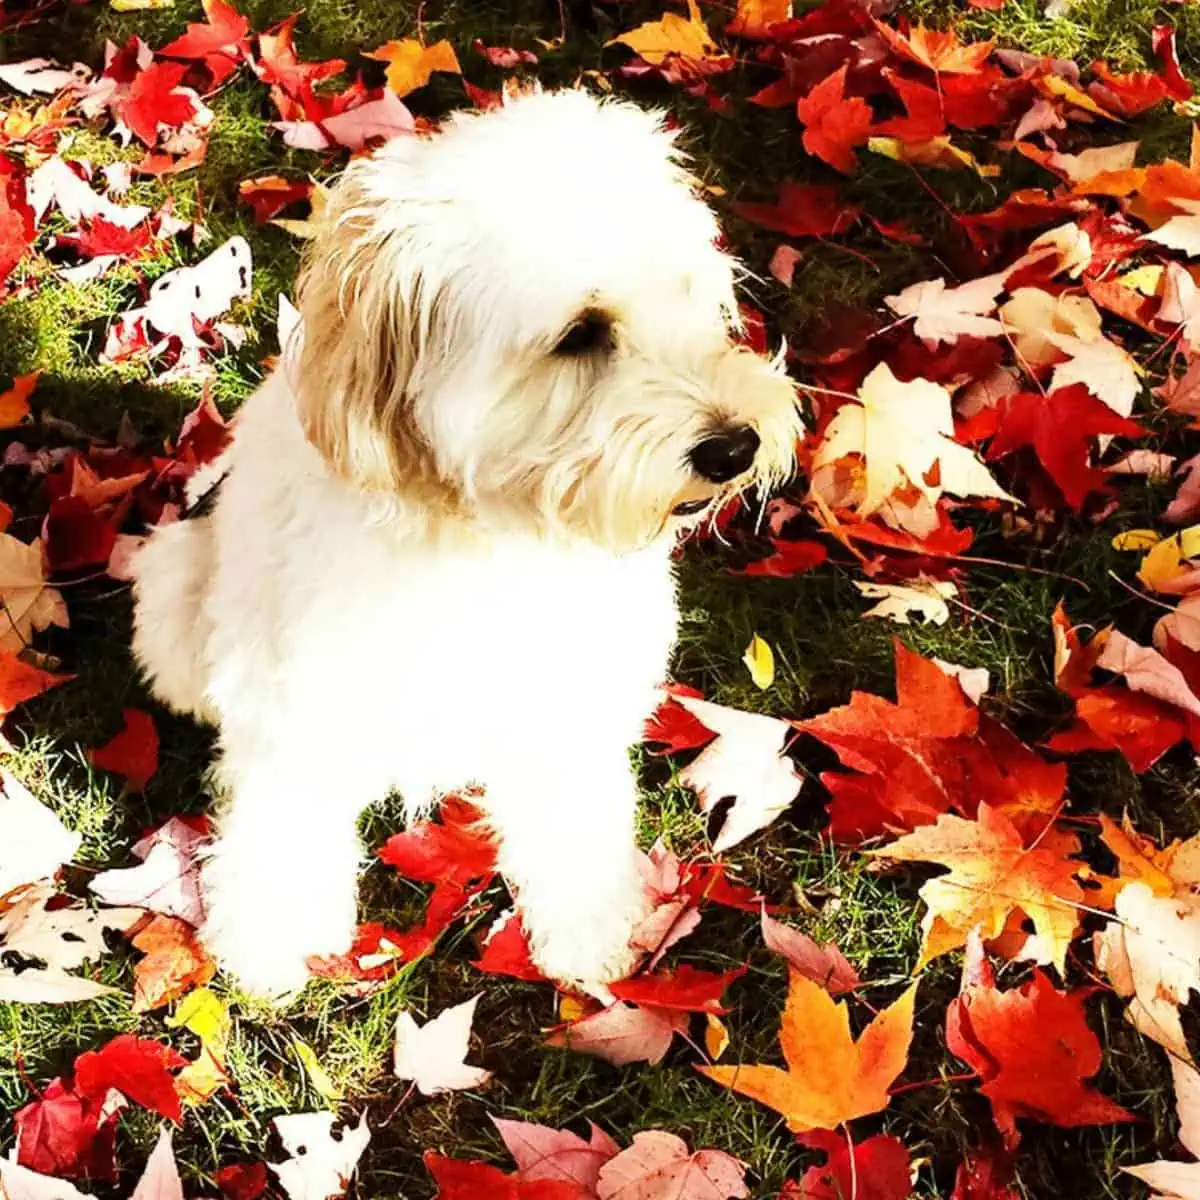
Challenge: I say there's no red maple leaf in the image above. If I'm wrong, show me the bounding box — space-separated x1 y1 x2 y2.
787 1131 912 1200
58 217 153 261
796 65 873 174
951 1148 1020 1200
87 709 159 792
644 683 714 754
159 0 251 87
1152 24 1193 102
871 73 946 141
738 539 829 578
1088 61 1169 116
255 12 347 114
42 495 119 575
1046 686 1190 772
474 913 547 982
984 384 1146 510
796 640 979 840
609 964 746 1014
732 180 860 237
425 1151 586 1200
946 941 1134 1142
0 650 70 718
13 1079 121 1181
216 1163 269 1200
0 158 34 288
121 62 198 147
377 796 497 886
72 1034 188 1121
237 174 313 223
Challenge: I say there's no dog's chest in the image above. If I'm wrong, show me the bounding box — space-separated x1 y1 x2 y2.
310 531 681 783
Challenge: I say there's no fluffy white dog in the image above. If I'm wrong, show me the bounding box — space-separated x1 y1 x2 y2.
131 88 801 996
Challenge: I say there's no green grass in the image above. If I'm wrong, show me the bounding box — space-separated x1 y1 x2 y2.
0 0 1197 1196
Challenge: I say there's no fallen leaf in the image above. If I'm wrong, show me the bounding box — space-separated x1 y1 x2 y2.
378 796 496 886
1124 1057 1200 1196
238 175 313 223
393 994 492 1095
726 0 791 39
946 936 1134 1140
493 1116 619 1193
1045 330 1142 418
854 578 956 625
596 1131 747 1200
130 1127 184 1200
0 765 80 897
546 1002 684 1066
610 964 746 1015
86 708 159 792
742 633 775 689
797 66 872 174
273 90 414 151
90 816 208 926
131 914 214 1012
788 1131 912 1200
873 21 995 74
269 1112 370 1200
760 912 860 994
0 371 37 427
72 1034 188 1122
365 39 462 98
869 804 1084 971
733 181 859 238
673 693 802 852
813 362 1013 521
698 972 916 1132
0 1156 92 1200
609 0 722 67
885 273 1009 345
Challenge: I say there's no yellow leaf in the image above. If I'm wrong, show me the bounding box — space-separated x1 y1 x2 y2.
0 372 36 429
111 0 173 9
608 0 720 66
1138 527 1200 591
366 38 462 97
704 1013 730 1060
559 993 588 1023
167 986 230 1054
867 135 1000 177
1112 529 1161 551
743 633 775 690
293 1037 343 1104
1038 74 1121 121
1118 265 1164 297
271 180 330 240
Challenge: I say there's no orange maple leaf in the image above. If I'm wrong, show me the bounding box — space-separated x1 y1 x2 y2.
609 0 722 65
698 973 917 1132
726 0 792 39
0 372 36 430
366 38 461 98
797 65 872 174
873 20 994 74
869 805 1085 971
131 914 215 1013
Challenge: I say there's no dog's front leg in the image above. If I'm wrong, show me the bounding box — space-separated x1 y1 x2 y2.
484 750 650 988
199 750 365 998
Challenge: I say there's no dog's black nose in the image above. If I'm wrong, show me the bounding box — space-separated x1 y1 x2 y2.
689 427 760 483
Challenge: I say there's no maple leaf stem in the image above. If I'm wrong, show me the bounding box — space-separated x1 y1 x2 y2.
887 1070 978 1097
1105 568 1181 614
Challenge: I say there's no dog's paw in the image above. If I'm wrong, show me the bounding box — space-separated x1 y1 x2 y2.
528 893 649 989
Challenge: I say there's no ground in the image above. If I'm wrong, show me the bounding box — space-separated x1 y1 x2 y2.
0 0 1198 1197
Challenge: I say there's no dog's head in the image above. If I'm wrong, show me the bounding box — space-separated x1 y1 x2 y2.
294 88 802 551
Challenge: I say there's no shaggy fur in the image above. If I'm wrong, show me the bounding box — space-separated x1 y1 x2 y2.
131 88 801 996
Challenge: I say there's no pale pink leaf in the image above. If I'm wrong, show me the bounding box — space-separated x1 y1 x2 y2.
546 1003 683 1066
131 1128 183 1200
596 1131 748 1200
1097 629 1200 718
90 816 207 926
885 272 1009 346
273 91 414 151
493 1116 620 1191
760 911 861 994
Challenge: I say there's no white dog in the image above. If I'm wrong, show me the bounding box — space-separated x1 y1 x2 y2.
131 88 801 996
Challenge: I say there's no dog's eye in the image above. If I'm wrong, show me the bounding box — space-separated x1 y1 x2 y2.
553 311 612 356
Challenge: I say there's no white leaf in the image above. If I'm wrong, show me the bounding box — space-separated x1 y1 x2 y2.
1045 330 1142 417
674 694 801 853
1144 199 1200 259
0 769 80 897
269 1112 370 1200
854 578 956 626
0 888 141 972
885 272 1009 345
0 1155 93 1200
0 967 117 1004
90 816 207 926
0 59 88 96
393 994 492 1095
26 156 149 228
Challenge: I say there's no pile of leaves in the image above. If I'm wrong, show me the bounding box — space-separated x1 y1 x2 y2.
3 0 1200 1197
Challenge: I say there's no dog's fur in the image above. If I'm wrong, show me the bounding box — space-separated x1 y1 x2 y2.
131 89 801 996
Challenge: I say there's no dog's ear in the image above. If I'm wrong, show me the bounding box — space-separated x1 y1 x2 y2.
292 153 440 494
